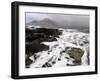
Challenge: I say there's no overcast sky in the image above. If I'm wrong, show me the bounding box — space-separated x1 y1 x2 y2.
25 12 89 28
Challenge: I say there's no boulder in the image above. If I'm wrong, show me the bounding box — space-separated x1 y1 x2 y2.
25 57 33 66
26 43 49 54
67 48 84 64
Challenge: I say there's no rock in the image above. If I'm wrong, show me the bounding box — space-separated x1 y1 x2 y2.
67 48 84 64
26 33 46 42
26 27 62 37
42 36 57 42
26 28 60 43
25 58 33 66
26 43 49 54
25 27 61 58
42 64 46 68
42 62 52 67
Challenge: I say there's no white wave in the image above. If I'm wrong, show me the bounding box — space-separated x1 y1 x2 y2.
29 28 89 68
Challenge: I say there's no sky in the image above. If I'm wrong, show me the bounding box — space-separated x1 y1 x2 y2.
25 12 89 28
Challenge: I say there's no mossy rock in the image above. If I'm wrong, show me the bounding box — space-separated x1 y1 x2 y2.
67 48 84 64
25 58 33 65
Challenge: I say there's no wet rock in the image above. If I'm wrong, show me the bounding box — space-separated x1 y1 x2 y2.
25 27 61 58
42 62 52 67
43 36 57 42
26 27 62 38
52 61 56 64
58 58 61 61
26 28 60 45
26 43 49 54
42 64 46 68
25 58 33 66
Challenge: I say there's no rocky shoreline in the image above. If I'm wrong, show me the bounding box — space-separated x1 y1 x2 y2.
25 27 89 68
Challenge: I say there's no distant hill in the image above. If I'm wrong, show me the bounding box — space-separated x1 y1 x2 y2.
26 18 60 28
26 18 89 33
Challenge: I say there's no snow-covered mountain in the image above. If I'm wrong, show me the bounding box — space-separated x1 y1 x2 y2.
25 27 89 68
